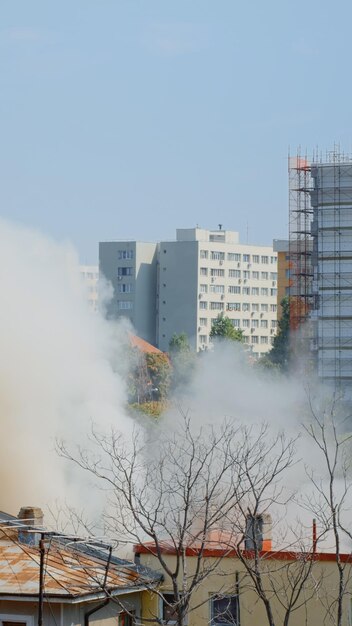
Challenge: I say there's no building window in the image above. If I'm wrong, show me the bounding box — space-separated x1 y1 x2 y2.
162 594 178 624
228 253 241 262
210 284 225 294
261 256 269 264
228 286 241 294
199 301 208 310
200 267 208 276
118 250 134 260
211 594 239 626
118 267 133 277
260 319 268 328
229 269 241 278
210 302 224 311
199 318 207 326
243 336 250 343
199 335 207 344
271 272 278 280
242 287 250 295
252 303 259 312
270 304 277 312
242 319 250 327
117 284 133 293
252 271 259 279
261 336 269 344
243 270 250 279
271 288 277 296
227 303 241 311
271 256 277 264
261 303 268 312
242 303 250 312
271 320 278 328
118 301 133 310
232 319 240 327
251 335 259 344
252 255 259 263
211 251 225 261
211 268 225 277
261 288 268 296
243 254 250 262
251 288 259 296
261 272 268 280
252 319 259 328
200 284 208 294
200 250 208 259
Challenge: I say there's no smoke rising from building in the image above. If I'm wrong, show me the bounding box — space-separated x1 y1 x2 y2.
0 218 132 514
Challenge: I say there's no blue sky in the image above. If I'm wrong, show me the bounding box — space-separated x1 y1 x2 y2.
1 0 351 262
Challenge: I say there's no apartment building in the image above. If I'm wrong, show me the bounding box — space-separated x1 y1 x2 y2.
79 264 99 312
158 228 278 355
99 241 158 344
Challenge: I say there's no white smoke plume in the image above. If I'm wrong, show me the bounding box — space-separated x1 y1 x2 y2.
0 218 132 515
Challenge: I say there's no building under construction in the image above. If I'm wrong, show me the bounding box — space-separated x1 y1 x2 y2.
289 150 352 394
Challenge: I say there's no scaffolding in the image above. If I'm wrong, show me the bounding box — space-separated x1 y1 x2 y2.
288 153 314 372
289 149 352 394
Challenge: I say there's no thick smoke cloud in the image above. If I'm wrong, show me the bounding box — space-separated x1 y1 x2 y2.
0 219 131 515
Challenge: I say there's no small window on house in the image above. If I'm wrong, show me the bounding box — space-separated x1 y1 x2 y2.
162 594 180 625
211 594 239 625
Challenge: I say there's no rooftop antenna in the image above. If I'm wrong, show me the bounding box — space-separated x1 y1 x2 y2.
218 223 222 230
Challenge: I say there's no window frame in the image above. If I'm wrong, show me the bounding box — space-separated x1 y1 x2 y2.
210 594 239 626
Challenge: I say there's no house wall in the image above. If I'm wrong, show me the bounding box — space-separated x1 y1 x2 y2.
139 552 352 626
0 592 143 626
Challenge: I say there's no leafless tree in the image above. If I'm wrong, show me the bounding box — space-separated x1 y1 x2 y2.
217 425 321 626
58 417 320 626
303 393 352 626
57 416 291 625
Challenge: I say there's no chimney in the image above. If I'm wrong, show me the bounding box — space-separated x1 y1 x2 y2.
245 513 272 551
18 507 44 546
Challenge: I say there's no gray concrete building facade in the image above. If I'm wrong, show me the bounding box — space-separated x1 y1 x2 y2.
99 240 158 344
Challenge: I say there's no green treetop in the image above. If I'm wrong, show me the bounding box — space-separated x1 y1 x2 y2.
209 314 244 343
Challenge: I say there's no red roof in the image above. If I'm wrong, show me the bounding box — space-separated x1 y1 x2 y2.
128 333 164 355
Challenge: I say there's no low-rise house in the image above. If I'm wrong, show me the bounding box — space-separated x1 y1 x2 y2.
134 517 352 626
0 508 161 626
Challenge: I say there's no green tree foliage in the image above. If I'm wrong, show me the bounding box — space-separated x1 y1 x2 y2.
169 332 196 389
169 332 190 353
145 352 172 400
266 297 290 370
209 314 244 343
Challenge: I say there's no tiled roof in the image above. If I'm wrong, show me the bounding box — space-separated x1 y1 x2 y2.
0 533 157 600
128 333 163 355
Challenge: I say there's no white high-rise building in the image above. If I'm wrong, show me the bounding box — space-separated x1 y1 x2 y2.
157 228 278 355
